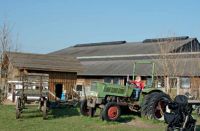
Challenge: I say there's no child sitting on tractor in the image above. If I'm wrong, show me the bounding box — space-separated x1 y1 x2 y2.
128 76 144 100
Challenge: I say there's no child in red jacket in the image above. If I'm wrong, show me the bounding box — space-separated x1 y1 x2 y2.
129 76 144 100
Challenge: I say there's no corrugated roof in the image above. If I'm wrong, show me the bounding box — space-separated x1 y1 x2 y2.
77 52 200 61
6 52 83 73
78 54 200 77
50 37 197 57
49 36 200 76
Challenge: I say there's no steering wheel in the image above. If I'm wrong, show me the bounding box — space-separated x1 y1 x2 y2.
127 81 137 87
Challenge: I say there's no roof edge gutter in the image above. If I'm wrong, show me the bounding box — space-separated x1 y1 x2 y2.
77 52 200 60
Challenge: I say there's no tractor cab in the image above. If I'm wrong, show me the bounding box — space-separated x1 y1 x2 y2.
129 61 156 100
132 61 155 88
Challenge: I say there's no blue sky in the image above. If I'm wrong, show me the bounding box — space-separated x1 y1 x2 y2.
0 0 200 53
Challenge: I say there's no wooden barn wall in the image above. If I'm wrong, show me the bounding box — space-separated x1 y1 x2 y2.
168 76 200 99
190 77 200 98
27 70 77 100
48 72 77 100
77 76 125 87
77 76 103 87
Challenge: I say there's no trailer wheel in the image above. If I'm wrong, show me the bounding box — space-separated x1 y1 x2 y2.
42 99 47 120
141 92 171 120
16 97 21 119
102 102 121 121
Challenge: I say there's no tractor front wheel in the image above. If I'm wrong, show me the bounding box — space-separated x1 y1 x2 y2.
102 102 121 121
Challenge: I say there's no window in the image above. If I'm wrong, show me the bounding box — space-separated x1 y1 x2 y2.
146 78 152 87
8 84 12 93
157 78 165 88
113 78 120 84
35 86 40 90
104 77 112 83
169 77 178 88
76 85 83 91
181 77 190 89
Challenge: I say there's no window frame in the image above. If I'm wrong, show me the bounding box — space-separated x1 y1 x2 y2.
113 77 120 84
180 77 191 89
104 77 112 83
169 77 179 88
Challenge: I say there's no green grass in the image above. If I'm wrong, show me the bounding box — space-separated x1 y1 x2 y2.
0 105 199 131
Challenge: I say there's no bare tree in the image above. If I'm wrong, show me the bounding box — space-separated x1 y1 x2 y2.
0 21 19 103
152 36 200 98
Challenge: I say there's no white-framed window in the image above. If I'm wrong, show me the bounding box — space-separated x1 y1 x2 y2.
180 77 190 89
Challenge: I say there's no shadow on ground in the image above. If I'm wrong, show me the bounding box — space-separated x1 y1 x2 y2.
118 116 135 123
48 106 80 119
116 106 138 123
16 106 44 119
17 104 138 122
22 109 40 114
21 113 44 119
17 103 80 120
120 106 141 116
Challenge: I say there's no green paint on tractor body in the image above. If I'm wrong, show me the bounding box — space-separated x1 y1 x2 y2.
90 82 133 98
81 61 171 121
89 81 162 102
88 61 160 99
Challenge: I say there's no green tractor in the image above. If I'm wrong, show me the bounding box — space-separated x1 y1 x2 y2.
80 61 171 121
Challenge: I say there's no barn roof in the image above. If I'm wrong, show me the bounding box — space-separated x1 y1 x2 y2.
50 36 198 57
78 52 200 77
49 36 200 77
6 52 83 73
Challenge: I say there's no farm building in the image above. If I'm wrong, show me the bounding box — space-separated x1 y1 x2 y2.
1 52 82 102
50 36 200 98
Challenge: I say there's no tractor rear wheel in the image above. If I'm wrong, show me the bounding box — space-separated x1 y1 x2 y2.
141 92 171 120
102 102 121 121
80 99 95 117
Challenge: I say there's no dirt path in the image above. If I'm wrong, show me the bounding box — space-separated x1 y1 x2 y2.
121 119 161 128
